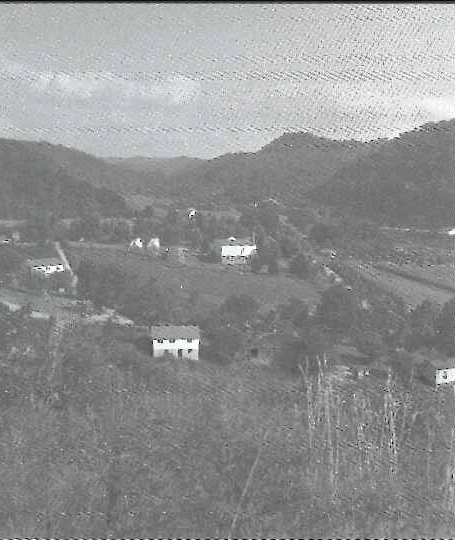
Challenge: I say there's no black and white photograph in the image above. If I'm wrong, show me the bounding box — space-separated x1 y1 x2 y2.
1 2 455 537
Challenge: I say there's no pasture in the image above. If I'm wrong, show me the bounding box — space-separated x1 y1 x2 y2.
345 259 454 308
68 244 321 312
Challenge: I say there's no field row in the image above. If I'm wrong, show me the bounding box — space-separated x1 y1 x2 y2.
347 260 454 308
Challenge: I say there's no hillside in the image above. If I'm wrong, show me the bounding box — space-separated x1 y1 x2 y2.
0 139 151 218
152 132 373 207
118 120 453 229
311 119 455 227
1 117 453 226
106 155 204 177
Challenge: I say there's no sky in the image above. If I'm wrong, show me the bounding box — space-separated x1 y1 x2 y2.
0 3 454 158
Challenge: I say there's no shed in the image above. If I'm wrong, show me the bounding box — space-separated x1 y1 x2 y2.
147 237 160 251
418 356 455 387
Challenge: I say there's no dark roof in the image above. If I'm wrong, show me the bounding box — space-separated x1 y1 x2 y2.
150 324 200 339
211 237 254 250
26 257 63 267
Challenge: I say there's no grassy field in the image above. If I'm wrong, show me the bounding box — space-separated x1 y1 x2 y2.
68 244 321 312
345 259 454 308
375 261 455 292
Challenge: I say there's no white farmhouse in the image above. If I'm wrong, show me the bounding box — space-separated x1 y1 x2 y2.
149 324 200 361
26 257 65 276
420 357 455 387
211 236 257 265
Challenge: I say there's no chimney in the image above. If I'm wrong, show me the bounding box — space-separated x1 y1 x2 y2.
252 231 256 245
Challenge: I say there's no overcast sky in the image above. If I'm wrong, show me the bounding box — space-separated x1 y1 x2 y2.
0 3 454 158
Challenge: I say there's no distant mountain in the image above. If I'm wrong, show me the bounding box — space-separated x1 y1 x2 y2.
149 132 373 207
135 121 453 228
106 155 204 177
0 139 152 218
2 117 453 226
311 119 455 227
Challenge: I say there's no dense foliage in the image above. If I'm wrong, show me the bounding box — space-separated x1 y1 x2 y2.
0 139 135 218
312 120 455 227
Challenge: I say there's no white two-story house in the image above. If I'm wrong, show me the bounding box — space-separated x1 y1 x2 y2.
211 236 257 265
26 257 65 276
149 324 200 361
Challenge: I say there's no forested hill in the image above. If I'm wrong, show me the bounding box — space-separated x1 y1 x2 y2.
0 139 151 218
310 119 455 227
154 120 453 228
106 155 204 177
146 132 373 207
1 118 453 225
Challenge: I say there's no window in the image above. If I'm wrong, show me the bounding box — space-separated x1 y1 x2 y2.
157 339 163 344
187 338 193 343
443 371 448 379
169 338 175 343
187 349 193 353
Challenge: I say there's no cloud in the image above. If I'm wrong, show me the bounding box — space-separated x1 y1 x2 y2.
33 71 104 98
412 96 455 121
32 69 201 105
0 54 201 106
117 74 201 105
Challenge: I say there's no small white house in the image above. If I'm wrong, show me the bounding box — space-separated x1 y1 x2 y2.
212 236 257 265
26 257 65 276
0 235 12 244
150 324 200 361
129 237 144 249
188 208 197 219
147 237 160 251
420 357 455 387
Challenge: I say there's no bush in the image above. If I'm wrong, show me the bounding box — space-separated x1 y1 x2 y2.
289 252 310 279
267 256 279 275
316 284 359 335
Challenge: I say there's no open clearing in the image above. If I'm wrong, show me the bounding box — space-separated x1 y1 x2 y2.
68 244 322 311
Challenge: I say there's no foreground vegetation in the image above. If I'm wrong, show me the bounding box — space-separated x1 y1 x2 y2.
0 314 455 537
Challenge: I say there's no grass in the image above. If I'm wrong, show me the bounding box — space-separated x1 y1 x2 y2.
375 260 455 292
17 243 60 260
345 258 454 308
289 360 455 536
67 244 321 312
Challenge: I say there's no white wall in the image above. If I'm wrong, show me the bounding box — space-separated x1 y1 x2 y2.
147 237 160 250
33 264 65 275
152 338 199 361
221 245 257 257
436 368 455 385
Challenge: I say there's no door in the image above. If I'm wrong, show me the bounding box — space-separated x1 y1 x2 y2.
178 349 183 358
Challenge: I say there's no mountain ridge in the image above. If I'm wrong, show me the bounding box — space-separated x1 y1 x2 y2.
0 118 453 226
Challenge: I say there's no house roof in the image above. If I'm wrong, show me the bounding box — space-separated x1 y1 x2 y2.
211 237 255 250
150 324 200 339
26 257 63 267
